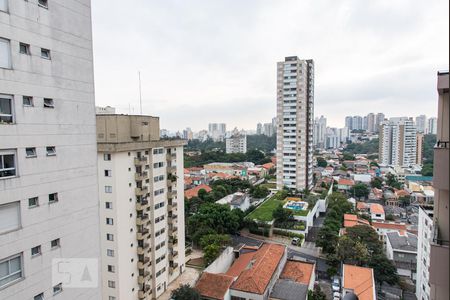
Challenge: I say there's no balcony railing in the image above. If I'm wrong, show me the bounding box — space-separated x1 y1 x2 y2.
433 140 449 190
432 223 450 246
135 171 148 181
134 156 148 166
135 186 148 196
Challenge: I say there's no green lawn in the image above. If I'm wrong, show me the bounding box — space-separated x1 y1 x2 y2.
247 195 286 222
260 182 276 189
292 209 310 217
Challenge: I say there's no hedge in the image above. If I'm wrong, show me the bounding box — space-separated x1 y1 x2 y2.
273 229 304 239
249 227 270 237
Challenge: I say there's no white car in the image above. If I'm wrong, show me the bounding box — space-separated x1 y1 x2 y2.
291 237 300 245
332 278 340 292
333 292 341 299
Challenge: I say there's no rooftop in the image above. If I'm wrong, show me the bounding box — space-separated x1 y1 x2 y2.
184 184 212 199
229 243 286 295
370 203 384 214
270 279 308 300
195 272 235 300
372 221 407 231
338 178 355 186
279 260 315 285
343 264 375 300
386 231 418 252
343 214 370 228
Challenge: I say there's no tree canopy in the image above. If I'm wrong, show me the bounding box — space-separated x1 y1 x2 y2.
171 284 201 300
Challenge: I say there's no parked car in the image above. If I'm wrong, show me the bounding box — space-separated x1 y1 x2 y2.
333 291 340 299
291 237 300 245
332 278 340 292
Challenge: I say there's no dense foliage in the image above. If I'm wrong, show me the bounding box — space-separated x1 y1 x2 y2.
247 134 277 153
317 157 328 168
184 149 271 167
200 234 231 265
422 134 436 176
171 284 201 300
344 138 379 154
349 183 370 199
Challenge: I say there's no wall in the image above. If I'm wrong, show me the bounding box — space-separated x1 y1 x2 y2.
204 247 235 274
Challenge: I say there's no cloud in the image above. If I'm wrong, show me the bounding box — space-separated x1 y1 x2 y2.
92 0 449 130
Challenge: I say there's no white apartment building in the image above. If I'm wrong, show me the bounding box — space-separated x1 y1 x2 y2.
416 205 434 300
208 123 226 141
0 1 101 299
379 119 417 167
415 115 427 133
276 56 314 191
426 117 437 135
226 134 247 154
313 115 326 148
97 115 186 300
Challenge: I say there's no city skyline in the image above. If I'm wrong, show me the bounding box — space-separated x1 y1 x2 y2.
92 0 448 131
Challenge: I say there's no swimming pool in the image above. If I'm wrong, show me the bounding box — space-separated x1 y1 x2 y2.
283 200 308 211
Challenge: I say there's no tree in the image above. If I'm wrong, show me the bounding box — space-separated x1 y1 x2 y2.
171 284 201 300
308 285 327 300
246 149 267 165
350 183 370 199
398 196 411 207
199 234 230 249
336 235 369 266
369 254 399 285
386 173 401 189
342 152 356 161
317 157 327 168
197 188 208 200
251 185 270 198
272 204 293 223
203 243 221 265
371 177 383 189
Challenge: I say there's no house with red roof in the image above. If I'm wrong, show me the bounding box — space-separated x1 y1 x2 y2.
337 178 355 191
342 264 376 300
184 184 212 199
370 203 385 221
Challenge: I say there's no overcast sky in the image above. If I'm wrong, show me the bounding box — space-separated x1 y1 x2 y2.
92 0 449 131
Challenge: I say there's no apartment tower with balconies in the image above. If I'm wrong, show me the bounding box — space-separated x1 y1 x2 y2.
96 114 186 300
0 1 101 299
429 71 449 300
276 56 314 191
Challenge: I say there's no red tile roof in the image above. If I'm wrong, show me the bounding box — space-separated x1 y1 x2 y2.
343 214 370 228
372 221 407 231
262 162 275 170
184 184 212 199
357 202 369 210
370 203 384 214
195 272 235 300
343 264 375 300
184 177 193 185
226 252 256 278
230 243 286 295
280 261 315 285
338 178 355 186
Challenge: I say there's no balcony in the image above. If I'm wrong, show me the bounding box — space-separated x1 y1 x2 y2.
433 141 449 190
169 237 178 246
168 201 178 210
138 271 151 284
137 242 150 254
137 257 150 269
169 225 178 234
135 171 148 181
135 186 148 196
136 228 149 240
167 165 177 173
168 190 177 198
136 199 149 211
169 250 178 259
166 153 176 160
134 156 148 166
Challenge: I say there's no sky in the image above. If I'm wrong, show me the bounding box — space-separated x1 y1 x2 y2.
91 0 449 131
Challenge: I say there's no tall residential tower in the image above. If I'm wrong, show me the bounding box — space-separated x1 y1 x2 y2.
276 56 314 191
0 1 101 299
97 115 186 300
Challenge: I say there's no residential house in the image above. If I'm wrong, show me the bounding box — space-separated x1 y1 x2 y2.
370 204 385 221
386 232 417 281
184 184 212 199
372 221 408 243
342 264 376 300
195 273 235 300
216 192 250 211
337 178 355 191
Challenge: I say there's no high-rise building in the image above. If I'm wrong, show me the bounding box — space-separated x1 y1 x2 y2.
416 133 424 165
352 116 363 130
379 119 417 167
276 56 314 191
427 117 437 134
416 115 428 133
416 204 434 300
262 122 273 136
256 123 263 135
367 113 376 133
375 113 385 132
0 1 101 299
226 132 247 154
208 123 226 141
97 114 186 300
429 71 449 300
362 115 368 130
182 128 193 140
345 116 353 130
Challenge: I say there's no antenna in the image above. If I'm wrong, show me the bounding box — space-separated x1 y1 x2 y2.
138 71 143 115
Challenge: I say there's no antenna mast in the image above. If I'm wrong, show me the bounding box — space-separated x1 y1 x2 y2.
138 71 143 115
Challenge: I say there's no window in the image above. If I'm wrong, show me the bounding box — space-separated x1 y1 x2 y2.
19 43 30 55
0 255 22 288
23 96 33 107
0 95 13 124
43 98 54 108
106 249 114 257
0 202 20 234
104 170 112 177
106 218 113 225
26 147 37 158
46 146 56 156
153 148 164 155
104 153 111 161
105 186 112 193
0 38 11 68
105 202 112 209
0 0 8 12
41 48 50 59
153 162 164 168
109 297 116 300
28 197 39 208
48 193 58 203
38 0 48 8
50 238 60 248
34 293 44 300
106 234 114 241
53 283 62 295
107 265 115 273
108 280 115 288
31 245 41 257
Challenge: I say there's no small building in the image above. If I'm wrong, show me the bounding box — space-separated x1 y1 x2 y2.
195 272 235 300
216 192 250 211
372 221 408 243
385 231 417 281
342 264 376 300
338 178 355 191
184 184 212 199
370 203 385 221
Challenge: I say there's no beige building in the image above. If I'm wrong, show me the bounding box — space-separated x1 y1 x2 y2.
416 132 424 165
0 1 101 299
379 119 417 167
429 71 449 300
276 56 314 191
97 114 186 300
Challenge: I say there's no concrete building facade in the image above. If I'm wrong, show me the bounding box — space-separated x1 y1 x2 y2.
379 119 417 167
276 56 314 191
97 115 186 300
226 134 247 154
0 1 101 299
416 205 434 300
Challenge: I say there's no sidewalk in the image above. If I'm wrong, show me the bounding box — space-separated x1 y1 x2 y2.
158 249 203 300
